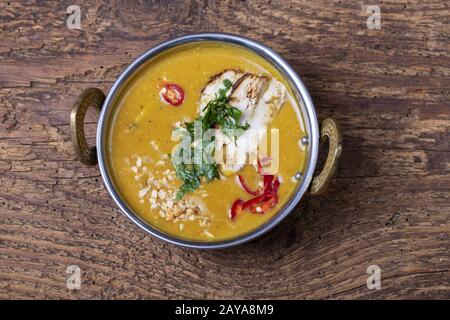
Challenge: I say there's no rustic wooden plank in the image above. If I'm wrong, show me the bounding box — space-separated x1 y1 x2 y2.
0 0 449 299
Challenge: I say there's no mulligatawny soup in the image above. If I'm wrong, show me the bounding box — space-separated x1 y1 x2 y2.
109 42 307 241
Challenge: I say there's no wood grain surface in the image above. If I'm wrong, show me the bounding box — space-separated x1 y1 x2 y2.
0 0 449 299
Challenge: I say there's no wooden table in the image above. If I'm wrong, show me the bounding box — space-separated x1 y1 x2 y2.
1 0 449 299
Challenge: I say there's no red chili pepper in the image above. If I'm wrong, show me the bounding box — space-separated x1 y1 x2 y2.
244 193 278 214
263 175 274 192
230 199 244 220
246 194 269 208
231 159 282 221
161 83 185 106
263 175 280 194
260 194 278 213
256 159 263 174
238 175 262 196
242 194 266 209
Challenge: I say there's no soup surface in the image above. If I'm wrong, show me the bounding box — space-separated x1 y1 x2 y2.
109 42 307 241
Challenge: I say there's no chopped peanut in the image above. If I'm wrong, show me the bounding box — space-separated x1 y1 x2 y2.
130 156 209 229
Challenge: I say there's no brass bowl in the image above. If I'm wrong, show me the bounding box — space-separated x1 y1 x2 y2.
70 33 342 249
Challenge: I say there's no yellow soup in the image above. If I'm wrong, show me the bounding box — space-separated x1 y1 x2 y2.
108 42 307 241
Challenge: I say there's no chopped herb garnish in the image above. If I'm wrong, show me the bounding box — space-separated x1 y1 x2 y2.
171 79 250 200
201 79 249 136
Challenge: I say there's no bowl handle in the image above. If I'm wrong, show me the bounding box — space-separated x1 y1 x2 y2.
70 88 105 165
309 118 342 195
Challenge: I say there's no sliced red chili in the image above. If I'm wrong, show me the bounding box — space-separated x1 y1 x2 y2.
246 194 269 208
244 193 278 214
271 177 280 194
231 159 281 221
230 199 244 220
238 175 262 196
161 83 185 106
260 194 278 213
263 175 280 194
262 175 274 192
256 159 263 174
242 194 267 209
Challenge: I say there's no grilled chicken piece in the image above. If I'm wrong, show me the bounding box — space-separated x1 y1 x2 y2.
256 78 287 122
199 69 244 114
228 74 269 122
220 78 286 175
